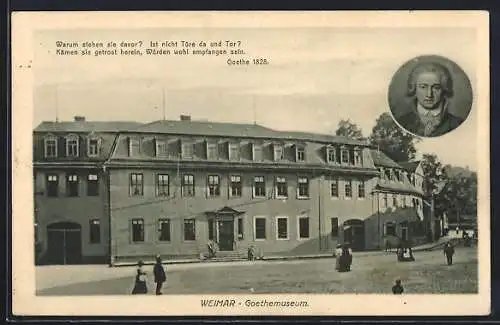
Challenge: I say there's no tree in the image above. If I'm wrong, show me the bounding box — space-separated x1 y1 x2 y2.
369 112 420 162
441 165 477 222
420 154 449 229
335 119 364 140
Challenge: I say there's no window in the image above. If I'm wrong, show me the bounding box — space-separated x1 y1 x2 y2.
326 146 336 163
254 217 266 240
273 144 283 161
128 137 141 156
46 174 58 197
358 180 365 198
184 219 196 241
385 169 392 181
330 178 339 197
89 219 101 244
275 176 288 198
207 175 220 197
155 139 167 157
237 217 244 240
130 173 144 196
297 177 309 198
229 143 240 160
230 175 242 197
252 143 262 161
156 174 169 197
181 141 194 159
354 149 362 165
87 138 100 157
331 217 339 237
44 137 58 158
383 193 388 208
253 176 266 198
341 148 350 164
385 221 396 236
182 174 195 197
393 195 398 207
296 146 305 162
206 142 217 160
87 173 99 196
344 180 352 198
158 219 171 242
131 219 144 242
298 217 310 239
276 217 289 240
66 174 79 197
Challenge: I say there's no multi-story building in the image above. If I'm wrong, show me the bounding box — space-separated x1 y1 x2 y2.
34 115 428 265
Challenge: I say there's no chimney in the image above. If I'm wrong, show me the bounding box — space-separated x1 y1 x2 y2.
180 115 191 121
74 116 86 122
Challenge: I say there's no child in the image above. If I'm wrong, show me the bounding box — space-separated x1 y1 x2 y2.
131 260 148 294
392 279 404 294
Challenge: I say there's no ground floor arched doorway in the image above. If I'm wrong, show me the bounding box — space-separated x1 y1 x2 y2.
343 219 365 251
46 221 82 265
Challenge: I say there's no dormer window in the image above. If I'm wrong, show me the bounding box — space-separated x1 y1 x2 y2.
326 146 336 164
354 148 362 165
340 146 350 164
66 134 79 157
206 141 217 160
155 139 167 157
181 140 194 159
229 142 241 161
295 145 305 162
252 143 262 161
128 137 141 157
87 135 100 157
273 143 284 161
44 135 58 158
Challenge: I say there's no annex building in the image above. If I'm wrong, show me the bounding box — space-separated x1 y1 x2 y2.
34 115 430 265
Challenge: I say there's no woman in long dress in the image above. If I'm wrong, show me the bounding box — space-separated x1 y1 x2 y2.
131 260 148 294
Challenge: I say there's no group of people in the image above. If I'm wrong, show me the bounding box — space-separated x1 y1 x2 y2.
131 255 167 295
334 244 353 272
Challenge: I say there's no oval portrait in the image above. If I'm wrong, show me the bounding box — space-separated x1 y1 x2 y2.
388 55 473 138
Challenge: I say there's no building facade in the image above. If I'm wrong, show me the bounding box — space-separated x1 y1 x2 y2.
34 116 428 265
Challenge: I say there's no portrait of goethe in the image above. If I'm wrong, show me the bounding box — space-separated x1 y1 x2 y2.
388 55 473 138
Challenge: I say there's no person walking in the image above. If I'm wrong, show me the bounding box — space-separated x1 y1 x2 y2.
131 260 148 295
153 255 166 295
392 279 404 294
444 241 455 265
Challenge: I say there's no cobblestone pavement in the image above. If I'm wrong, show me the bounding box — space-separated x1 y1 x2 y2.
36 247 478 295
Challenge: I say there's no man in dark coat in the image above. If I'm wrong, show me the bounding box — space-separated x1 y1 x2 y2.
392 279 404 294
395 61 464 137
153 255 166 295
444 242 455 265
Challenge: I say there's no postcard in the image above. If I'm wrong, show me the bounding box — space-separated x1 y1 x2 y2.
11 10 490 316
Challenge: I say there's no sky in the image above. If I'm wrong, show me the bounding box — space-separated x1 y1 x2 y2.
33 27 478 170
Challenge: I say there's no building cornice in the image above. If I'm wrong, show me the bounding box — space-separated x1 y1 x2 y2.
103 159 379 176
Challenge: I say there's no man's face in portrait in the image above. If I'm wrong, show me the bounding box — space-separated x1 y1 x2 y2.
415 71 444 110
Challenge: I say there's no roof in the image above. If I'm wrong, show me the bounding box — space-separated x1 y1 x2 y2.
399 161 421 172
34 119 368 146
369 149 403 169
34 121 143 133
375 181 424 196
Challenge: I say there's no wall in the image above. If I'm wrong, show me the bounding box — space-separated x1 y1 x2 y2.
108 167 380 262
34 168 109 263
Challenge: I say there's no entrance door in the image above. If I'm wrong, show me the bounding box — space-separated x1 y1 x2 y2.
343 219 365 251
401 227 409 242
46 222 82 265
218 220 234 251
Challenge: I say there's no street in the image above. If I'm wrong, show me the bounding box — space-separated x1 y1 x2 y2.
36 247 478 295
